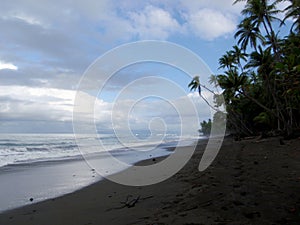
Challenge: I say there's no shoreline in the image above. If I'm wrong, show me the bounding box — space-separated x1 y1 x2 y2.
0 137 200 170
1 137 300 224
0 138 200 213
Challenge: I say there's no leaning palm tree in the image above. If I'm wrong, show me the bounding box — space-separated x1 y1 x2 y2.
188 76 220 112
214 69 254 135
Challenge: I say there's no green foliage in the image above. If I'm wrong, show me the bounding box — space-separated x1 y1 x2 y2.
253 112 270 125
188 76 201 95
190 0 300 137
282 0 300 33
199 119 212 136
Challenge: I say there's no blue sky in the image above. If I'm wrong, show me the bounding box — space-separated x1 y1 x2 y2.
0 0 292 134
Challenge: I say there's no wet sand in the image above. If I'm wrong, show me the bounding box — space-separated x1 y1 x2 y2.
0 137 299 224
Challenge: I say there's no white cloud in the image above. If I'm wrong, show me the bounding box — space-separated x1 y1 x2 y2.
276 0 292 21
177 0 245 15
186 8 237 40
0 61 18 71
0 0 244 79
9 12 46 27
129 5 181 39
0 1 238 133
0 85 213 134
0 86 75 121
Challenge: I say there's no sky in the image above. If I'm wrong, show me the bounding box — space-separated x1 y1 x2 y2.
0 0 291 134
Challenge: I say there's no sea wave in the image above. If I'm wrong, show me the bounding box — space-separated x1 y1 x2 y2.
0 133 201 168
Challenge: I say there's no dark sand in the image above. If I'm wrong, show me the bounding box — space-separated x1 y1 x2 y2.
0 137 299 225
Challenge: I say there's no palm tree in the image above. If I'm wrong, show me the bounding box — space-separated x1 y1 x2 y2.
282 0 300 33
246 45 285 130
273 31 300 133
245 46 273 75
217 69 248 99
245 46 275 95
188 76 219 111
213 69 255 135
229 45 248 71
209 0 300 136
265 30 283 52
234 18 265 51
241 0 280 32
218 46 248 71
216 67 282 125
218 51 237 70
235 0 281 53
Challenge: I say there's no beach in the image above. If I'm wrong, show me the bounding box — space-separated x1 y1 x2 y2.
0 137 299 224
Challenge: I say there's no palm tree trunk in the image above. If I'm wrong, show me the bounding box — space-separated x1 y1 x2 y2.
198 87 220 112
265 15 280 56
239 88 291 134
229 108 253 135
238 89 279 121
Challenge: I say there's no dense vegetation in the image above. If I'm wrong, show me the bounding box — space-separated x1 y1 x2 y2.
199 119 212 136
189 0 300 138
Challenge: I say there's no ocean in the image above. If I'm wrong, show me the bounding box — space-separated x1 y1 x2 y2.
0 133 192 168
0 133 201 212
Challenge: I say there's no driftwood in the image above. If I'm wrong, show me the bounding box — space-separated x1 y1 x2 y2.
106 195 154 211
120 195 140 208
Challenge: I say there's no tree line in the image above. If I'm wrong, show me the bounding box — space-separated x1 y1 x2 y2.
190 0 300 138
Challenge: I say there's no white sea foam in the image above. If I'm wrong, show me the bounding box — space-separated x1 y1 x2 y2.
0 133 200 168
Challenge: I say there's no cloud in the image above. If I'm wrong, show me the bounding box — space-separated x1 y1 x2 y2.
0 0 243 87
146 0 243 40
0 61 18 70
6 12 47 27
0 85 212 134
129 5 181 39
176 0 245 15
0 86 75 122
186 8 237 40
0 1 238 133
276 0 292 21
